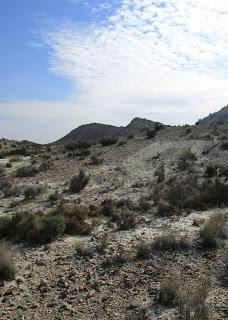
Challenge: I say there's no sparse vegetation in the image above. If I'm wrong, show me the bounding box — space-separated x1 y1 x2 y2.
69 170 89 193
220 250 228 287
24 186 42 200
146 129 156 139
100 137 118 146
0 242 16 280
89 153 103 165
0 204 92 244
177 148 197 171
152 233 188 251
136 241 152 260
65 140 91 151
75 240 93 258
153 176 228 214
158 277 178 306
199 213 227 248
16 165 38 177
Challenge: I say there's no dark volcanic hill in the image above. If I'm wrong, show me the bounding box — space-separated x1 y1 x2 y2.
197 104 228 124
57 117 162 143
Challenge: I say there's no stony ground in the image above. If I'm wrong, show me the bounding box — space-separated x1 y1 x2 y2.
0 125 228 319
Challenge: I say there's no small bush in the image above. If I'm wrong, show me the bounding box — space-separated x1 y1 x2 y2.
5 162 12 168
200 213 227 248
100 199 115 217
53 205 92 236
136 241 152 260
100 137 118 146
153 176 228 213
16 165 38 177
220 250 228 287
69 170 89 193
96 235 109 254
152 233 187 252
0 242 16 280
178 276 210 320
89 153 103 165
146 129 156 139
0 211 66 244
75 240 93 258
101 248 127 268
158 277 178 307
0 167 5 175
41 215 65 243
65 140 91 151
24 186 42 200
128 134 134 140
205 165 217 178
154 164 165 183
48 191 61 202
177 148 197 171
220 141 228 150
39 160 53 171
0 180 20 198
117 140 127 146
113 211 137 230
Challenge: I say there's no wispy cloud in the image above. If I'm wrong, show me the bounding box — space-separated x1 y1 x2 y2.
43 0 228 127
1 0 228 142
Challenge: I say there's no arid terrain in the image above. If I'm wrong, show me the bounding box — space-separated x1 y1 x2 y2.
0 123 228 320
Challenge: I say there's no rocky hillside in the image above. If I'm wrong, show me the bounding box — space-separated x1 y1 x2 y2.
57 117 163 143
197 104 228 124
0 124 228 319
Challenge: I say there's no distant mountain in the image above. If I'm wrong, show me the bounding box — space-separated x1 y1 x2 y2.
57 117 163 143
197 105 228 124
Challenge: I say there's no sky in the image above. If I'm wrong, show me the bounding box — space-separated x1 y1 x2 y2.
1 0 228 143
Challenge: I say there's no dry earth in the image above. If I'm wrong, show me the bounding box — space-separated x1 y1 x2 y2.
0 125 228 319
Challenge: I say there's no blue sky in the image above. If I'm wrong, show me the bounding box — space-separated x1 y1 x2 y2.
1 0 228 142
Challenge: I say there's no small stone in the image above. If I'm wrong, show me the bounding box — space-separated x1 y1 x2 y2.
39 279 48 287
35 259 45 266
58 277 66 285
15 276 26 284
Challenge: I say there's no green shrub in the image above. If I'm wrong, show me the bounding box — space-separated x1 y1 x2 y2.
16 165 38 177
114 211 137 230
65 140 91 151
96 235 109 254
53 205 92 235
136 241 152 260
0 242 16 280
177 148 197 171
200 213 227 248
158 277 178 307
0 180 20 198
153 176 228 213
75 240 93 258
152 233 187 251
178 277 210 320
48 191 61 202
24 186 42 200
100 199 115 217
41 215 65 243
69 170 89 193
100 137 117 146
89 153 103 165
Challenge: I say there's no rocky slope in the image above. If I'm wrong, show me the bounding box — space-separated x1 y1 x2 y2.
0 124 228 319
57 117 163 143
197 104 228 124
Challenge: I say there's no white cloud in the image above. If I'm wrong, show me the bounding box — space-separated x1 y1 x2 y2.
43 0 228 127
2 0 228 143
